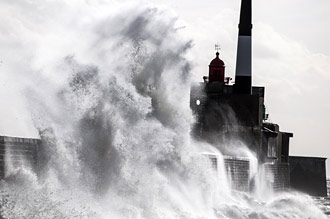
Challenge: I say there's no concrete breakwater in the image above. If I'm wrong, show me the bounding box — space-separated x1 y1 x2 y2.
206 154 290 193
0 136 40 178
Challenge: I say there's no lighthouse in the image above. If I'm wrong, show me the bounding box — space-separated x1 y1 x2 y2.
234 0 252 94
208 51 225 83
189 0 329 197
190 0 295 192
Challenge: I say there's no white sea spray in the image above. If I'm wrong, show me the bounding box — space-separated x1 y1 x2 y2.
0 1 327 218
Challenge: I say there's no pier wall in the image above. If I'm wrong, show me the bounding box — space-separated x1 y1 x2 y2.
0 136 40 178
263 162 290 191
223 158 290 192
289 156 327 197
224 156 250 191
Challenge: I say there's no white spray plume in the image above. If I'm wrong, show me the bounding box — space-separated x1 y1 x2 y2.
0 1 327 218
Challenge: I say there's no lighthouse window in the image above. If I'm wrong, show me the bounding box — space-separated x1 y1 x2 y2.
212 70 222 81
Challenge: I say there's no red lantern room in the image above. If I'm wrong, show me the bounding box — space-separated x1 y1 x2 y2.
209 52 225 83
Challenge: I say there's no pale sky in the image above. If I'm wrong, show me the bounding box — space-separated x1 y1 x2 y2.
0 0 329 174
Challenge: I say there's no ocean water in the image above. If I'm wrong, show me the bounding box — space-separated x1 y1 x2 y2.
0 1 328 218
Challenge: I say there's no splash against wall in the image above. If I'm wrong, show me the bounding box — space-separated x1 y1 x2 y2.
0 1 327 218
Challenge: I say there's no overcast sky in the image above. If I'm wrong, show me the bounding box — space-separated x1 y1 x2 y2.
1 0 329 174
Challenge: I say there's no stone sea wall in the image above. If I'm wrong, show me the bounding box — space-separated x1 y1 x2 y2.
224 156 250 191
263 162 290 191
0 136 40 178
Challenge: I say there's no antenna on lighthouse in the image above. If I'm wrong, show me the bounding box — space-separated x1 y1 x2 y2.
215 44 221 53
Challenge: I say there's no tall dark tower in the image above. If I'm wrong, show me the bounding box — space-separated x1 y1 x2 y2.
234 0 252 94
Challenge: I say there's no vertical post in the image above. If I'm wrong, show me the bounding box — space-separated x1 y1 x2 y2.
234 0 252 94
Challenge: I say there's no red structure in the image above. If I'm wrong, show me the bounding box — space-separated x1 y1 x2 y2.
208 52 225 83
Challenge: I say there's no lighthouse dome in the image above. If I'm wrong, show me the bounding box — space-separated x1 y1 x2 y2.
208 52 225 83
209 52 225 66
